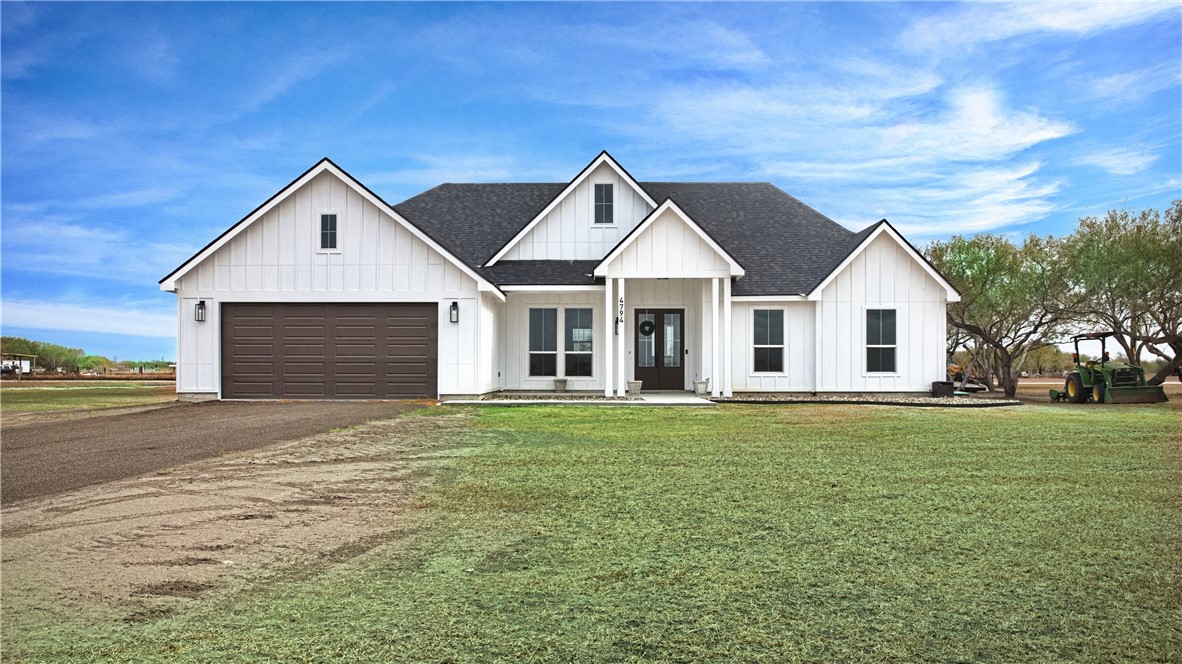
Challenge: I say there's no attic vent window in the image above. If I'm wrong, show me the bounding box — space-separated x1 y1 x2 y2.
594 183 613 224
320 214 338 250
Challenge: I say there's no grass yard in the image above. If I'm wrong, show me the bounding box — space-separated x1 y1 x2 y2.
4 403 1180 662
0 380 175 415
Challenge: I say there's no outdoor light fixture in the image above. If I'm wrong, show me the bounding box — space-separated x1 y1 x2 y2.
195 300 207 323
449 301 459 323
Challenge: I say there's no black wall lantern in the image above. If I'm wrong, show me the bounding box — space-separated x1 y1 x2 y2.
195 300 207 323
449 301 459 323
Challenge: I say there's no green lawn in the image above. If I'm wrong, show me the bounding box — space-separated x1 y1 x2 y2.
5 403 1180 662
0 381 176 414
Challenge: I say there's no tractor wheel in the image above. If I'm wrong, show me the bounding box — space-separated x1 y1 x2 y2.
1092 380 1106 404
1065 374 1088 404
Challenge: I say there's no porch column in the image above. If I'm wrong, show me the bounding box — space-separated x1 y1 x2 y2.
723 276 733 397
711 277 720 397
617 278 627 396
604 277 614 397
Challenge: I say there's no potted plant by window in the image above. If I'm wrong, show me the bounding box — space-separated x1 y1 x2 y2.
553 378 567 393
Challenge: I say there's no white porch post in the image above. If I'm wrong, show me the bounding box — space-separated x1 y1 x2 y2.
723 276 733 397
711 277 720 397
617 278 627 396
604 277 614 397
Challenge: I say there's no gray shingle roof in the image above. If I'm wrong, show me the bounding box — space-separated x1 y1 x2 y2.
394 181 869 296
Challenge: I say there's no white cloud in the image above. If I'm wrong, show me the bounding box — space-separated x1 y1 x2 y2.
902 2 1178 53
0 300 174 338
1077 148 1160 175
1 219 191 284
1087 64 1182 105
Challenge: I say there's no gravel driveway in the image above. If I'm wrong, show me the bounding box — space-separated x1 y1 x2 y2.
0 400 424 504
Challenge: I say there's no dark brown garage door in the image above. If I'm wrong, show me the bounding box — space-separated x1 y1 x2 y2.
221 303 438 399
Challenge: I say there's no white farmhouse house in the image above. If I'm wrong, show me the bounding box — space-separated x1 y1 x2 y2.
161 152 959 401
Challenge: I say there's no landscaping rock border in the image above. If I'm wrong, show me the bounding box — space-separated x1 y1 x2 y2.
712 394 1022 408
480 394 642 402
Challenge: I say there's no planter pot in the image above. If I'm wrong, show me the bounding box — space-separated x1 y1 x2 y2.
553 379 567 393
627 380 643 395
694 379 710 397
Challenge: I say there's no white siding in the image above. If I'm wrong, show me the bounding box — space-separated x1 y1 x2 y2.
599 208 733 279
730 302 816 391
815 233 947 392
499 292 607 391
173 171 486 397
500 163 653 261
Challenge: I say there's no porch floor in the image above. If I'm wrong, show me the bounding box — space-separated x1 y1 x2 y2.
442 391 715 407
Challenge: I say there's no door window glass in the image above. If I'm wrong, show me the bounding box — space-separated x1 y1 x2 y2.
638 313 655 368
664 313 681 368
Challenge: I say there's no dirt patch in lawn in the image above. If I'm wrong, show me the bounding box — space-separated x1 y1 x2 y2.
1 410 472 623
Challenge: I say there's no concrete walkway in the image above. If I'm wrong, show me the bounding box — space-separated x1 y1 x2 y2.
442 391 715 407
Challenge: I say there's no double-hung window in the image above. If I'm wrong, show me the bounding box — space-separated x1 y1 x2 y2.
866 309 896 373
320 213 338 250
529 308 558 376
753 309 784 373
529 307 594 378
564 308 593 377
594 184 613 224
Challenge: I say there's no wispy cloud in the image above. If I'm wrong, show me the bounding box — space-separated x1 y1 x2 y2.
2 219 191 284
902 2 1178 53
1086 63 1181 105
1077 148 1160 175
0 299 174 337
242 48 355 113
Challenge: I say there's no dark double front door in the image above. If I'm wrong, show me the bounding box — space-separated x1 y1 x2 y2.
635 309 685 390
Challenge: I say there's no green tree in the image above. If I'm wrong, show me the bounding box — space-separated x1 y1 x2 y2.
1064 201 1182 384
927 234 1077 397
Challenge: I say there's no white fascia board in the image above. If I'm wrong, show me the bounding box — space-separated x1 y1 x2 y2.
159 159 505 302
160 161 332 291
484 151 658 267
806 223 959 302
501 285 605 292
731 295 808 302
592 199 745 277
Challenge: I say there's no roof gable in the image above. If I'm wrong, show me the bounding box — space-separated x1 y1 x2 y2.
594 199 744 278
484 151 657 266
806 220 960 302
159 159 504 299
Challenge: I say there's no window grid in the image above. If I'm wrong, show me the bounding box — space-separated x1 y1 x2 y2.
320 213 338 250
565 308 593 377
529 308 558 377
753 309 784 373
866 309 897 373
594 184 614 224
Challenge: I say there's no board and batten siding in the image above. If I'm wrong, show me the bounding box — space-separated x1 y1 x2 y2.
815 233 948 392
499 163 654 261
598 208 733 279
729 302 816 391
499 292 607 391
174 171 486 397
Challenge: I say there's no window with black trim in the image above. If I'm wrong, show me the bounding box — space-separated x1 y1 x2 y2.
320 213 338 250
529 308 558 376
565 308 593 377
753 309 784 373
594 183 613 224
866 309 896 373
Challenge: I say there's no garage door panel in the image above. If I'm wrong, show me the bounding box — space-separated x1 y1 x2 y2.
223 303 437 399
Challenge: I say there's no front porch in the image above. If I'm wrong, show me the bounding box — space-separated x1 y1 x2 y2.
442 390 716 407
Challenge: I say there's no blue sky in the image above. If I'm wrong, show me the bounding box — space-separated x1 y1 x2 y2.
2 1 1179 361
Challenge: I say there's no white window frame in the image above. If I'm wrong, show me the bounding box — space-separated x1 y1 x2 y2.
317 210 341 254
528 308 559 377
592 182 615 226
564 308 594 378
526 306 597 380
864 307 899 375
752 308 786 374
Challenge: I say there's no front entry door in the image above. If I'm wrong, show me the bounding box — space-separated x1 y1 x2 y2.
635 309 685 390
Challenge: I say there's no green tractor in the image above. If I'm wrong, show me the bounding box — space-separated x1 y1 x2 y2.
1050 332 1168 404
